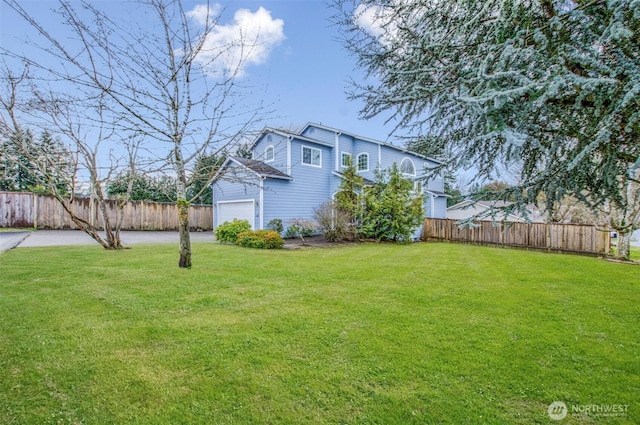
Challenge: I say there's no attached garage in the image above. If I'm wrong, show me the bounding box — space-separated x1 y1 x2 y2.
216 200 255 229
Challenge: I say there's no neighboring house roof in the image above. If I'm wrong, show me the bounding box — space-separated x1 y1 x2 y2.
449 200 513 210
218 156 293 181
447 199 543 222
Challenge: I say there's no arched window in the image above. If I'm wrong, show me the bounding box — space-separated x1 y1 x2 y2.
357 153 369 171
265 145 274 162
400 157 416 176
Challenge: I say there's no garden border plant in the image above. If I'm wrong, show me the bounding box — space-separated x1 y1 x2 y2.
214 219 251 243
235 229 284 249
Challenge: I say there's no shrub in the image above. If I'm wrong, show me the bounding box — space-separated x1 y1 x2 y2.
215 219 251 243
267 218 284 234
285 218 317 244
314 200 352 242
236 230 285 249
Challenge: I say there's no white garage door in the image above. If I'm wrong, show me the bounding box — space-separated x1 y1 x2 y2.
217 200 255 229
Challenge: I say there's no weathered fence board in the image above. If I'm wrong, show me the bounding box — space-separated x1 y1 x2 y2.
0 192 212 231
423 218 610 255
0 192 34 228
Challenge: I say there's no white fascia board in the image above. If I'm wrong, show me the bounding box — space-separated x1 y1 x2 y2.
303 122 443 164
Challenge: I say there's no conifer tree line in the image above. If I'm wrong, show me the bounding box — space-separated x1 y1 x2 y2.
0 129 72 194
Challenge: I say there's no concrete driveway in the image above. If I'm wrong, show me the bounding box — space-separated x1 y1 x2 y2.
0 232 31 252
1 230 214 251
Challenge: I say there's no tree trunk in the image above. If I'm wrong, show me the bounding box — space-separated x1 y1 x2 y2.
177 199 191 268
54 193 118 250
616 230 631 261
96 198 123 249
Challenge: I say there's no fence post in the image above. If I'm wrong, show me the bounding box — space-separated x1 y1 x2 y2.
33 193 38 229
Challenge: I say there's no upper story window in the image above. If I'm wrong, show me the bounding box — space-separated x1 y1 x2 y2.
357 153 369 172
400 157 416 176
302 145 321 167
341 152 352 168
264 145 274 162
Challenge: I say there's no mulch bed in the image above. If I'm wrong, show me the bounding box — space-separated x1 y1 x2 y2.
283 235 359 249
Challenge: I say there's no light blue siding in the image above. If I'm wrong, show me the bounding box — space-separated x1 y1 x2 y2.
301 125 335 145
336 133 355 172
252 132 289 175
423 193 447 219
259 138 334 232
262 179 330 232
353 139 380 180
432 196 447 218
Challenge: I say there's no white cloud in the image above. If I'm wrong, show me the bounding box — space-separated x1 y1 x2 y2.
189 4 285 78
186 3 222 26
353 3 398 46
354 3 386 38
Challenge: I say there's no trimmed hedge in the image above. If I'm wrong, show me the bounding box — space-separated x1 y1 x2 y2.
215 219 251 243
236 230 285 249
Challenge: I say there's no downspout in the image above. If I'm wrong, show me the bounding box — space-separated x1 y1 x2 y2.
212 185 216 229
259 177 265 230
287 136 292 175
430 193 435 218
334 131 342 171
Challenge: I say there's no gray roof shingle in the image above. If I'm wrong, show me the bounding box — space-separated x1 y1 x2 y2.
230 157 292 180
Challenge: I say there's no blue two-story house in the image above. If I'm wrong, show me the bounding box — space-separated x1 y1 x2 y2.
212 123 448 236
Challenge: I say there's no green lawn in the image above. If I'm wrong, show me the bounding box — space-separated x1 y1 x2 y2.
1 242 638 424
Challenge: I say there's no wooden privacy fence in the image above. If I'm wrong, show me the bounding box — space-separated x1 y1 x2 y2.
423 218 610 255
0 192 213 231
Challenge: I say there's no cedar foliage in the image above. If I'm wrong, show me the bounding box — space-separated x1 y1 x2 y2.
336 0 640 257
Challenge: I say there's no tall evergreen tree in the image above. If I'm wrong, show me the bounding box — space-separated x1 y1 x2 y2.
360 163 424 242
336 0 640 259
187 154 224 205
0 129 72 193
335 156 365 225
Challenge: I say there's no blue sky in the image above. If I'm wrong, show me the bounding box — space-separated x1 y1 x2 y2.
0 0 403 146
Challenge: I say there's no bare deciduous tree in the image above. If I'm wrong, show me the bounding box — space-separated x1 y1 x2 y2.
2 0 274 267
0 64 139 249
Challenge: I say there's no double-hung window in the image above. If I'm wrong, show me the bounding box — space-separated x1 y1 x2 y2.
302 146 321 167
341 152 352 167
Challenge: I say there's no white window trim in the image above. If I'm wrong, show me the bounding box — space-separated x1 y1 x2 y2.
264 145 275 163
302 145 322 168
357 153 369 172
413 180 423 194
341 152 352 168
400 157 416 177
